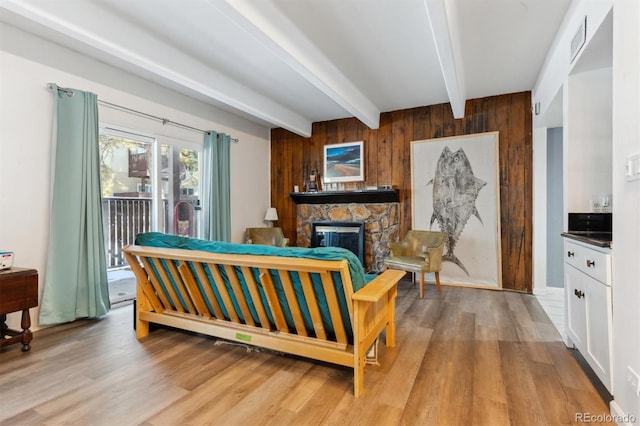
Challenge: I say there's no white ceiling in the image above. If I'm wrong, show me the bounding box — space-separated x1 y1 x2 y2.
0 0 572 137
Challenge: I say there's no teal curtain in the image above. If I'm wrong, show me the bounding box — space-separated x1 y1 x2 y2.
39 84 109 325
202 131 231 241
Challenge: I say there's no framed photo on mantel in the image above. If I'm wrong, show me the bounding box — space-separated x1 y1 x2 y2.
323 141 364 184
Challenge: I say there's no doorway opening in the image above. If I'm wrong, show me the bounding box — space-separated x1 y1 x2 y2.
99 128 202 305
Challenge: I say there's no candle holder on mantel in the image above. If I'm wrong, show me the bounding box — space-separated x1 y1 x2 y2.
324 181 362 191
305 169 319 192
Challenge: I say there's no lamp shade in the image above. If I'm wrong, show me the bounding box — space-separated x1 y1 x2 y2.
264 207 278 221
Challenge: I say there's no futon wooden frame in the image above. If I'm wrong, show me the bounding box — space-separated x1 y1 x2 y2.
123 244 404 396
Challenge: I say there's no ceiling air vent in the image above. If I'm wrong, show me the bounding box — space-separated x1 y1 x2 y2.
570 16 587 63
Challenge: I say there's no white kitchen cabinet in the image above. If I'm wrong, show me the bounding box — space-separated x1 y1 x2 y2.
564 238 613 393
566 263 587 349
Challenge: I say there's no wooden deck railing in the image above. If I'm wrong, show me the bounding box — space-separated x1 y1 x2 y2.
103 197 159 269
103 197 201 269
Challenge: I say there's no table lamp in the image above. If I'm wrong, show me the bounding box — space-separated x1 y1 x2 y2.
264 207 278 226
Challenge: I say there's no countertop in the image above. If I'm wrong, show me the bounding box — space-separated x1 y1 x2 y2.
561 232 612 248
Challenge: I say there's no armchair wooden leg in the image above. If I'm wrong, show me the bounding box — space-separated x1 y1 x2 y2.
419 272 425 299
435 271 442 292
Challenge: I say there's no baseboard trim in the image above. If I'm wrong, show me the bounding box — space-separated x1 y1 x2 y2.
569 347 613 404
533 287 547 296
533 286 564 296
609 400 638 426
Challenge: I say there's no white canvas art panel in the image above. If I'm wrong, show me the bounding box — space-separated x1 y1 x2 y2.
411 132 502 288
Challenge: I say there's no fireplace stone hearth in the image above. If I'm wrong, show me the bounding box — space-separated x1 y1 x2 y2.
296 202 400 272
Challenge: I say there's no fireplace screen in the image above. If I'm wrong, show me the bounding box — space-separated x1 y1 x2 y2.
310 221 364 266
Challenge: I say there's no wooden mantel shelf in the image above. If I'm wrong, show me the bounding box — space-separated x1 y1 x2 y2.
289 189 399 204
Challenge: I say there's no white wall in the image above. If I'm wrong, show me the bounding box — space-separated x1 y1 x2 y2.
546 128 564 288
533 0 613 119
535 0 640 421
532 0 613 294
610 0 640 421
565 67 613 212
532 123 548 294
0 23 271 332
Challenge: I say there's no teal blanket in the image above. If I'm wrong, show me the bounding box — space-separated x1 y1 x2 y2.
134 232 372 341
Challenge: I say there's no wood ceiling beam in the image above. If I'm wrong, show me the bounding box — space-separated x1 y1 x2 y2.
1 0 313 136
423 0 466 118
216 0 381 130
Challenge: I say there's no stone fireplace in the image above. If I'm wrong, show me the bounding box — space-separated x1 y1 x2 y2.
291 190 400 272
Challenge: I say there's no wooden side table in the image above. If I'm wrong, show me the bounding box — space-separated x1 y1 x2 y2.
0 268 38 352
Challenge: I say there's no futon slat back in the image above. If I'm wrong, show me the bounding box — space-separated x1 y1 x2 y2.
124 245 356 345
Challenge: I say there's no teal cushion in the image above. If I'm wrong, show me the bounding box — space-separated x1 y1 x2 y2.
134 232 369 341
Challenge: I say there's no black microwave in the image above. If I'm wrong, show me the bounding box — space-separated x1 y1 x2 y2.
568 213 612 233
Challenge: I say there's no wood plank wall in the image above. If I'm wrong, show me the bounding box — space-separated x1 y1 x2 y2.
270 92 532 292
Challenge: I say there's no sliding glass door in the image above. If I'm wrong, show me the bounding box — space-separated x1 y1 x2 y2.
159 143 201 238
99 127 202 304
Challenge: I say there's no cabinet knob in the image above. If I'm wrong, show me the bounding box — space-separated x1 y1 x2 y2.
586 259 595 268
574 289 584 299
567 251 575 258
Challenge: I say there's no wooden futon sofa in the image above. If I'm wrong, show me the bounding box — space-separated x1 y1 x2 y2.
123 232 404 396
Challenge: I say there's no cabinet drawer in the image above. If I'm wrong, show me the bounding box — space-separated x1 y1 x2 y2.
564 241 583 270
582 248 610 284
564 240 611 285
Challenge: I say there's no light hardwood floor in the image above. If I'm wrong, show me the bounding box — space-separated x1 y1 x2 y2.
0 281 614 426
536 287 565 338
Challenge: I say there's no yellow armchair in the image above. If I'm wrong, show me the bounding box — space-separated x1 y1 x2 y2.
245 227 289 247
383 230 444 298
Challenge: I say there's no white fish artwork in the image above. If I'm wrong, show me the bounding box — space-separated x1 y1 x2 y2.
428 146 486 275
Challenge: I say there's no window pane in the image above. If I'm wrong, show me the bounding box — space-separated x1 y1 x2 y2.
99 130 202 306
100 134 154 270
162 145 201 237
